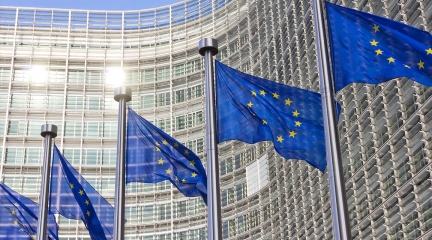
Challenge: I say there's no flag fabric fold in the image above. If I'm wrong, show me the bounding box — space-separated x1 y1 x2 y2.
0 183 58 240
326 1 432 91
216 60 337 172
49 145 114 240
126 108 207 203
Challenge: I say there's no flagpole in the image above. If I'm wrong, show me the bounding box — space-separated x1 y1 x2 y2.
36 124 57 240
312 0 352 239
198 38 222 240
113 86 132 239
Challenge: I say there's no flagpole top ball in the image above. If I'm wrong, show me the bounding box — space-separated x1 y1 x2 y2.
198 38 218 56
40 124 57 138
114 86 132 102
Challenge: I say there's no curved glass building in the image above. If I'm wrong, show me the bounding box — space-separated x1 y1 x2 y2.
0 0 431 239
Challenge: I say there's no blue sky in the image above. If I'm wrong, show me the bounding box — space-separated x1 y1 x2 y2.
0 0 183 10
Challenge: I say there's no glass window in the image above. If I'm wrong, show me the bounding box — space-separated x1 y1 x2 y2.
66 95 84 109
103 122 117 137
86 96 102 110
25 148 43 164
142 95 154 108
175 89 185 103
101 178 115 194
68 71 85 83
48 95 64 109
102 149 116 165
5 148 24 164
157 92 170 106
23 177 39 193
65 121 82 137
175 115 186 130
143 205 154 221
29 95 45 109
85 122 101 137
63 149 81 165
11 94 27 108
28 121 43 136
82 149 101 165
8 120 26 135
142 69 154 82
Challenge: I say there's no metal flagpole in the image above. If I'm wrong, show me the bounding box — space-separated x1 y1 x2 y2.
113 86 132 240
198 38 222 240
312 0 352 239
36 124 57 240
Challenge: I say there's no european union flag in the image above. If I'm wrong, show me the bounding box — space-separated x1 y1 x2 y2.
216 61 336 172
126 108 207 203
0 183 58 240
49 145 114 240
327 2 432 91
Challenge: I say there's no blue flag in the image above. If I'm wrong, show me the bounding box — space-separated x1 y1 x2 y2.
0 183 58 240
49 145 114 240
216 60 337 172
326 2 432 91
126 108 207 203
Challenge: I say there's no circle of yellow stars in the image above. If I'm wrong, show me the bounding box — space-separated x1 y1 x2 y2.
249 88 303 144
370 24 425 70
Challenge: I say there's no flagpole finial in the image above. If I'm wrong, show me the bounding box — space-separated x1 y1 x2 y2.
114 86 132 102
198 38 218 56
40 124 57 138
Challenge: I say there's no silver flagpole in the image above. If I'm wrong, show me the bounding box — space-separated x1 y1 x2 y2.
312 0 352 239
113 86 132 240
198 38 222 240
36 124 57 240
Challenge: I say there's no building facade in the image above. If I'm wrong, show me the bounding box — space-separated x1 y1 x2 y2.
0 0 431 239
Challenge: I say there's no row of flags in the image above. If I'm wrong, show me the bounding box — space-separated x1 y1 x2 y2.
1 1 432 239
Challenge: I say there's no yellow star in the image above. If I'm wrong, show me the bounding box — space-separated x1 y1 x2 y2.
418 60 425 69
11 209 16 215
162 140 168 145
175 176 179 181
155 142 160 146
166 168 172 174
181 179 186 183
85 200 89 205
289 131 296 137
370 40 378 46
387 57 395 63
192 172 197 178
69 183 74 189
373 24 379 32
86 210 90 217
156 147 161 152
277 135 284 143
375 49 383 55
426 48 432 55
295 121 301 127
174 142 179 148
251 91 257 96
293 110 300 117
20 228 24 232
247 102 253 108
189 160 195 167
404 64 411 69
262 119 268 125
79 190 84 195
14 220 18 225
259 90 266 96
158 158 164 164
272 93 279 99
32 235 36 240
184 149 189 155
285 98 292 106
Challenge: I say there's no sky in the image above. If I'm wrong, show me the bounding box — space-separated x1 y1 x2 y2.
0 0 184 10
